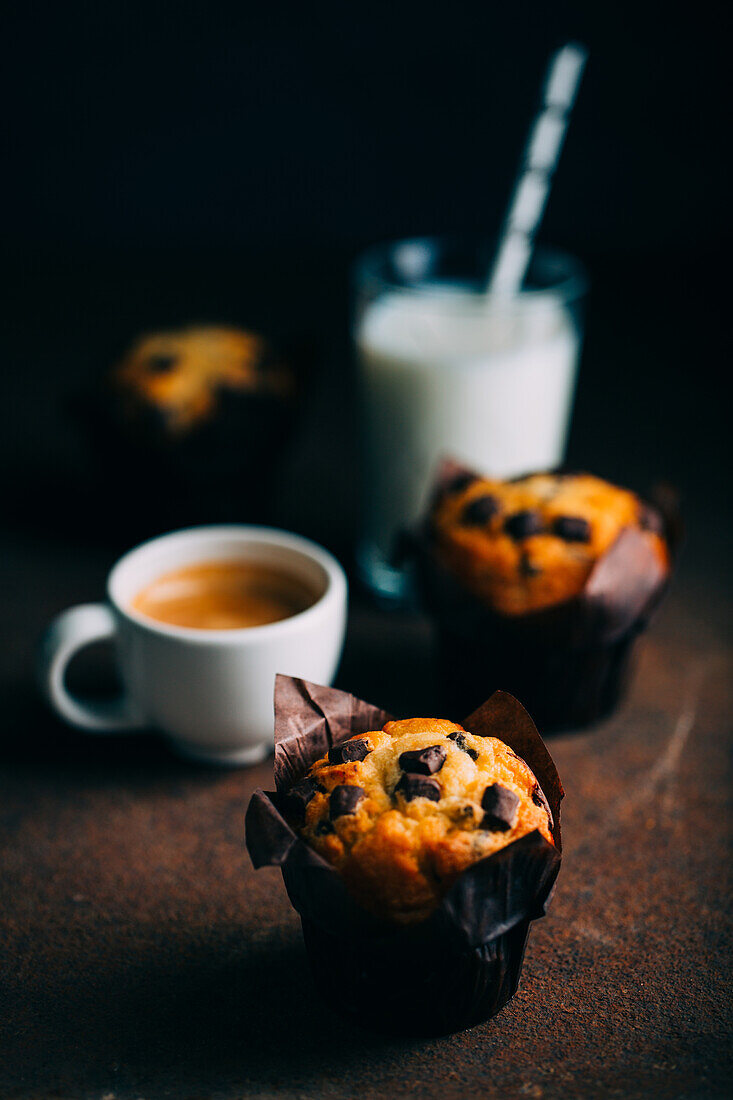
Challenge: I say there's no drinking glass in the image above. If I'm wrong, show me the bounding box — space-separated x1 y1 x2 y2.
353 235 587 601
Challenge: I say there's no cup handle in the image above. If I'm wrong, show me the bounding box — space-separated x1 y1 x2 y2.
37 603 145 733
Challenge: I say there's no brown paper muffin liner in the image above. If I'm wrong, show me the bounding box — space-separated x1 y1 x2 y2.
246 675 563 1036
415 459 680 732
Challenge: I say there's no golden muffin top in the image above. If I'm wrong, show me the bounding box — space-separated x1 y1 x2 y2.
431 470 668 615
285 717 553 925
114 325 293 431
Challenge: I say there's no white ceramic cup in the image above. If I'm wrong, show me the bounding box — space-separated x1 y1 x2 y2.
37 526 348 765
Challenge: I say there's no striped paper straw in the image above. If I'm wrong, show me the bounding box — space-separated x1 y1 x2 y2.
488 42 588 296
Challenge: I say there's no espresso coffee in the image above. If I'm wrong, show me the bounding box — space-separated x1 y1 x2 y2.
131 560 318 630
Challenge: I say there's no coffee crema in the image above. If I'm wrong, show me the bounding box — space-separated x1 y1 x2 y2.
131 560 318 630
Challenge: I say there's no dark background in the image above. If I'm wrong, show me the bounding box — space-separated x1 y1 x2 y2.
3 0 730 561
5 1 730 253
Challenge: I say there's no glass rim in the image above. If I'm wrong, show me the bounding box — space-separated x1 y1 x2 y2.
353 234 588 305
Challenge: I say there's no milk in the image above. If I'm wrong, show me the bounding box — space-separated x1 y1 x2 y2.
356 286 580 588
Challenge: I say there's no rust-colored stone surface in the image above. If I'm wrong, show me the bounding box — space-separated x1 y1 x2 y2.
0 532 731 1099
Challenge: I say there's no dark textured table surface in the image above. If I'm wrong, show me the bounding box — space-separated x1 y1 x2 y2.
1 526 731 1100
1 251 731 1098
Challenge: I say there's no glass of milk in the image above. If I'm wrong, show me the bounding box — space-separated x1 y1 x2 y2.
353 236 587 600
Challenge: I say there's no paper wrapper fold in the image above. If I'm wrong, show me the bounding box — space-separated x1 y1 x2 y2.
415 459 680 731
245 676 563 1035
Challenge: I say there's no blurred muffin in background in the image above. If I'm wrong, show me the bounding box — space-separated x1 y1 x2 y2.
114 325 294 434
417 462 677 732
79 323 305 541
431 470 669 617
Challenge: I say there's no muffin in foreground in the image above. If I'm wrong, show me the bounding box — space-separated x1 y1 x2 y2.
417 461 676 731
288 717 553 924
246 676 562 1036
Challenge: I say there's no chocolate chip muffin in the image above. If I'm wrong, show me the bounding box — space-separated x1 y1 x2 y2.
417 461 677 731
74 322 304 540
431 470 669 616
247 677 563 1036
114 324 294 432
285 717 554 924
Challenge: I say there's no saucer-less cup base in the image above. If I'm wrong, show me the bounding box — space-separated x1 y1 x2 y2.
169 739 272 767
37 527 348 765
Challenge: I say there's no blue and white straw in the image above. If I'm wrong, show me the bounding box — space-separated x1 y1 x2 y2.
488 42 588 296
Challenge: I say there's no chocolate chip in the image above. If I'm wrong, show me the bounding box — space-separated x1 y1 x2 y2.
519 552 541 578
329 785 366 819
504 510 544 539
399 745 447 775
447 731 478 761
395 774 441 803
444 472 476 496
328 739 372 765
146 354 177 374
314 819 334 836
552 515 591 542
461 494 500 526
283 777 322 822
639 503 664 535
532 781 553 825
481 784 520 831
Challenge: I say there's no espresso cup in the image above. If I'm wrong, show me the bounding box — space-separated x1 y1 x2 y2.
37 526 348 765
